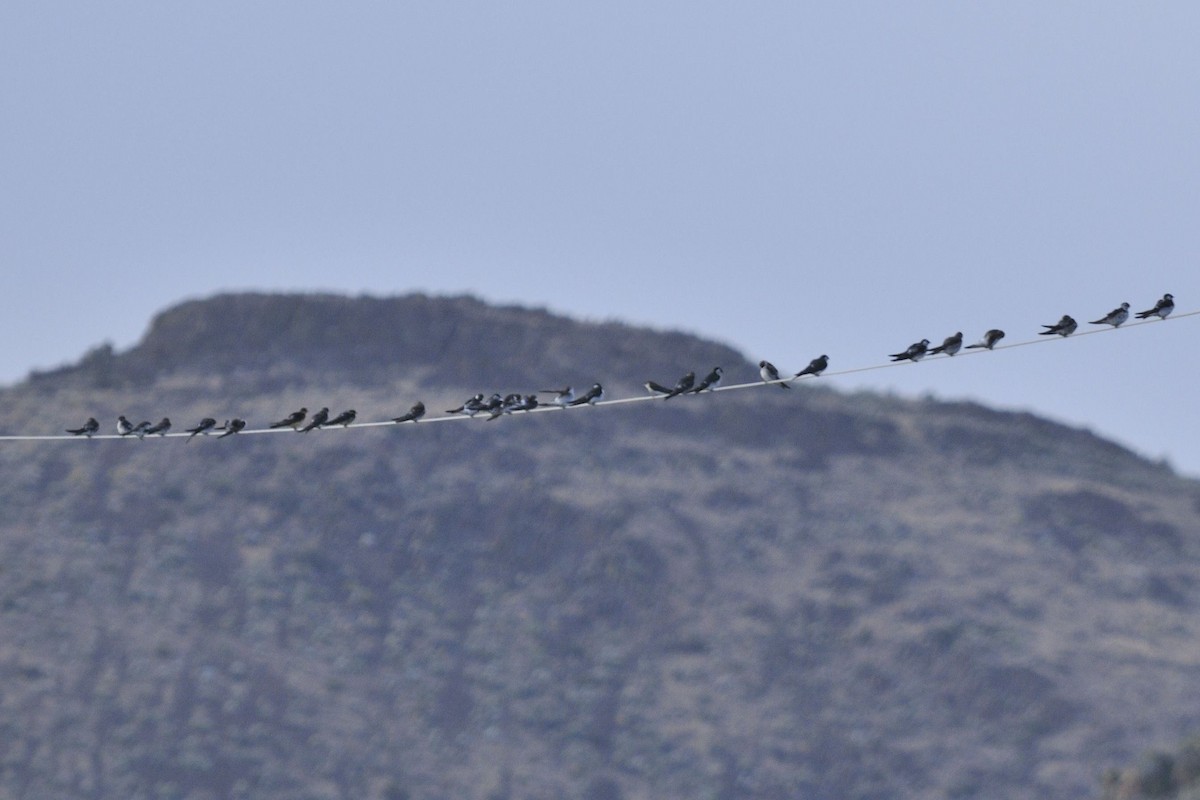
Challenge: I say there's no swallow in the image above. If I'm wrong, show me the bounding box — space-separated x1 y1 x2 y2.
269 408 307 430
446 394 486 416
568 383 604 406
117 416 136 436
929 332 963 357
186 417 217 441
794 355 829 378
1090 302 1130 327
487 395 522 420
691 367 723 393
129 420 153 439
644 380 673 395
479 394 505 416
144 417 171 436
326 409 357 428
217 418 246 438
759 360 790 389
964 330 1005 350
541 386 575 407
393 402 425 423
300 407 330 433
663 372 695 400
1039 315 1077 337
489 394 538 420
1135 293 1174 321
67 417 100 437
889 339 930 362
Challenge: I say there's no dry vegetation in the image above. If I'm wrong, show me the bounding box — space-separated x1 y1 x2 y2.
0 293 1197 799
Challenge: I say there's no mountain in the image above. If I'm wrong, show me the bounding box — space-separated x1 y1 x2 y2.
0 292 1198 800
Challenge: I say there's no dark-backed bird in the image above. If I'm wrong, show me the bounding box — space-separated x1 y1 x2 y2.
67 418 99 437
759 360 789 388
1136 293 1174 321
568 383 604 406
326 409 357 428
117 416 135 436
480 394 505 415
1090 302 1130 327
489 394 538 420
663 372 695 399
691 367 723 393
1039 315 1077 337
487 395 521 420
541 387 575 407
965 330 1005 350
929 332 963 357
393 402 425 423
794 355 829 378
145 417 171 436
186 418 217 441
446 394 486 416
270 408 307 430
889 339 930 362
130 420 153 439
217 418 246 438
644 380 673 395
300 407 329 433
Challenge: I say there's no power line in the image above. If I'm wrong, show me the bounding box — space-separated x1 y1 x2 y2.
1 309 1193 442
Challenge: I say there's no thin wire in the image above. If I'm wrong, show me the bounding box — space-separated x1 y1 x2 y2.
3 309 1193 442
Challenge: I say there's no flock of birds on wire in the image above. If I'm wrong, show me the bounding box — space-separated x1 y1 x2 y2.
56 293 1176 442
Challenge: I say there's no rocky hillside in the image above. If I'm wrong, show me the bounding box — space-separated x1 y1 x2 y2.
0 292 1197 800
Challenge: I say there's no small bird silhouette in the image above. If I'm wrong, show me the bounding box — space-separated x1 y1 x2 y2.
393 402 426 423
794 355 829 378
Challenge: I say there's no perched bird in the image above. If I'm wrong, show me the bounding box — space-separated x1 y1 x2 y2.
269 408 307 430
794 355 829 378
1136 293 1174 321
326 409 357 428
129 420 153 439
145 417 171 436
67 417 99 437
480 394 505 415
644 380 673 395
117 416 136 436
489 394 538 420
965 330 1005 350
541 387 575 407
929 332 963 357
393 402 425 423
568 383 604 406
691 367 723 393
488 395 522 420
446 394 486 416
759 360 790 388
300 407 330 433
1039 315 1077 337
889 339 930 362
663 371 696 400
186 417 217 441
217 418 246 438
1090 302 1130 328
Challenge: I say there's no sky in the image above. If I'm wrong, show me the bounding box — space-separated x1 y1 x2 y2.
2 3 1198 474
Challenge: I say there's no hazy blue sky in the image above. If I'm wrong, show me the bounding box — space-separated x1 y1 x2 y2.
2 3 1198 473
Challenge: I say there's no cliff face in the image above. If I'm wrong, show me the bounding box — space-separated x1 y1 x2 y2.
0 292 1197 800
